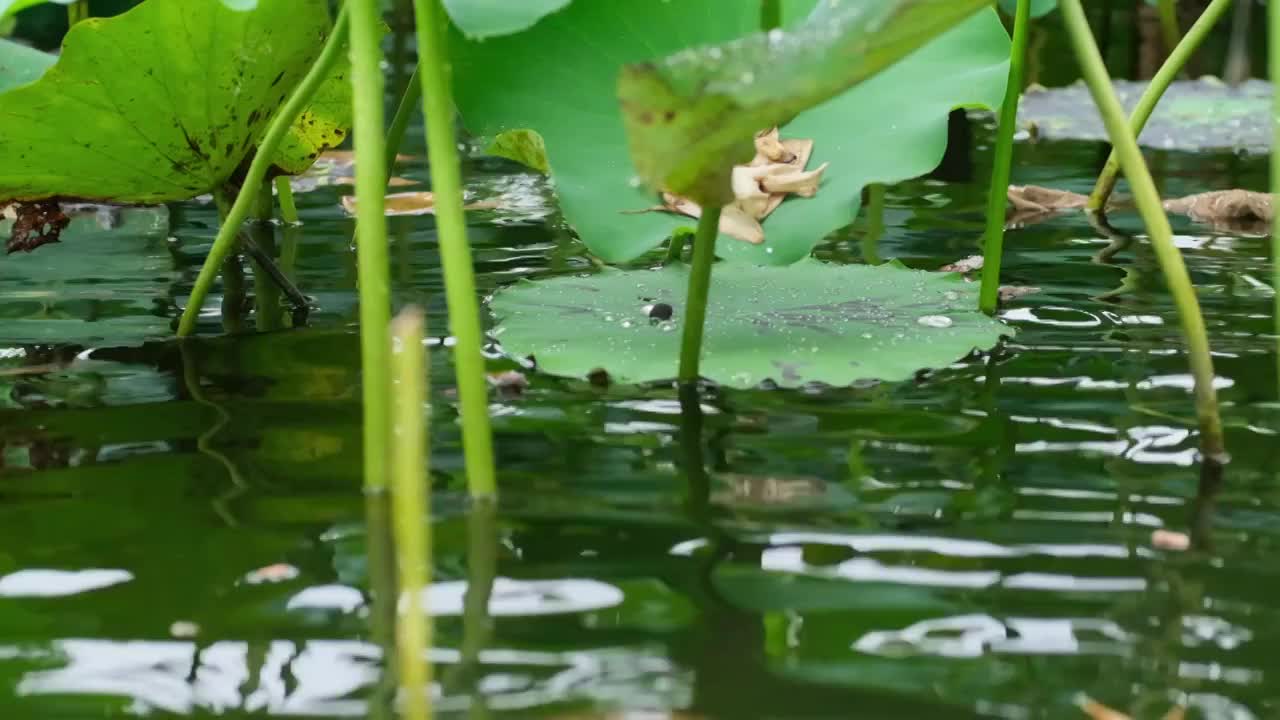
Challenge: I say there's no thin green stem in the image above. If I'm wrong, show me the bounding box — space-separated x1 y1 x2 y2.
978 0 1030 315
1061 0 1225 460
252 183 284 331
861 183 885 265
412 0 497 499
274 176 299 224
386 63 422 177
1271 0 1279 390
678 207 722 384
390 307 432 720
350 0 393 492
177 8 350 337
1156 0 1182 53
760 0 781 31
664 229 689 264
1088 0 1233 211
67 0 88 26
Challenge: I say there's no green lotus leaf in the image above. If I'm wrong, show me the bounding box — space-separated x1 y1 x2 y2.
452 1 1010 266
619 0 992 206
0 0 347 204
442 0 571 39
489 260 1010 388
1018 78 1271 153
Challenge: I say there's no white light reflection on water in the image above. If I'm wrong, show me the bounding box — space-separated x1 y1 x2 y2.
9 639 686 716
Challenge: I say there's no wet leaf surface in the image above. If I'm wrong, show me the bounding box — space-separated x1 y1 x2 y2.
451 1 1010 265
0 0 343 204
490 260 1010 387
619 0 992 206
442 0 571 39
1018 78 1272 152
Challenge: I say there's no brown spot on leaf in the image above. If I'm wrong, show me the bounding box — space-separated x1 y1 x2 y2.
7 200 70 254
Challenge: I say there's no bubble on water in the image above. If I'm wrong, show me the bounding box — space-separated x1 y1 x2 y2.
860 333 873 339
603 314 614 322
621 320 633 328
943 291 961 302
917 315 953 328
765 247 774 254
660 322 676 332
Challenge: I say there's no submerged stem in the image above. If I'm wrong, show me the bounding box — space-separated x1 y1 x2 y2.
1061 0 1225 460
412 0 497 500
760 0 781 31
389 307 432 720
978 0 1030 315
1156 0 1183 53
678 207 722 384
350 0 393 492
274 176 299 224
177 7 350 337
1087 0 1233 211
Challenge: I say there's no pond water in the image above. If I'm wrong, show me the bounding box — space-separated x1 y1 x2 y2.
1 116 1278 719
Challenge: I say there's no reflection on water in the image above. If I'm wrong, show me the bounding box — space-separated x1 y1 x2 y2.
1 130 1279 718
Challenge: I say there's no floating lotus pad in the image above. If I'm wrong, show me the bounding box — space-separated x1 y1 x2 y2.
1017 78 1272 153
490 261 1011 388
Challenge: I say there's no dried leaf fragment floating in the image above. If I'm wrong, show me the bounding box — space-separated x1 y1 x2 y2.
634 127 828 244
340 191 502 217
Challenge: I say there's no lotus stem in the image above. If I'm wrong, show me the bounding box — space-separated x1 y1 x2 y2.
252 183 284 331
412 0 497 499
67 0 89 25
1271 0 1279 388
1224 0 1252 85
389 306 432 720
861 183 885 265
1157 0 1182 53
761 0 781 31
978 0 1030 315
346 0 395 493
274 176 299 224
678 206 722 384
1087 0 1233 211
177 7 350 337
1061 0 1225 460
386 63 422 177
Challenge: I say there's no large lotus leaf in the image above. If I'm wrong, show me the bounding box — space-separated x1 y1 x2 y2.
1018 78 1272 153
619 0 992 206
0 0 343 204
489 261 1010 388
442 0 571 39
452 2 1010 266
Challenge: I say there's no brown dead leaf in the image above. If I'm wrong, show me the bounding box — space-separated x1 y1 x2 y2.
1163 189 1272 222
1076 696 1185 720
998 285 1040 302
660 192 765 244
753 127 797 164
487 370 529 398
940 255 984 273
1007 185 1090 213
640 129 821 244
7 200 70 254
332 175 416 188
1079 698 1132 720
340 191 501 217
1151 529 1190 551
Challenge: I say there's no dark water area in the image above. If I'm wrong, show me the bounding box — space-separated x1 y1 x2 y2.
1 111 1278 719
